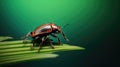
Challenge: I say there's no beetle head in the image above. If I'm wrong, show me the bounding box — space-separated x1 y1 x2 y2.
30 32 34 37
57 26 61 33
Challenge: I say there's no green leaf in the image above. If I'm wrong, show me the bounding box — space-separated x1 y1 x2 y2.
0 40 85 65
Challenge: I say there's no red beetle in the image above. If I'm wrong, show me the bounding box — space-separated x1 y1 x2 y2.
23 23 69 52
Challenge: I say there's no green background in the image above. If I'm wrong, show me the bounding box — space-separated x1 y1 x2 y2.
0 0 119 67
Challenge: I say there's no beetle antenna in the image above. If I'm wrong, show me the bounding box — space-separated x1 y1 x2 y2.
61 24 69 29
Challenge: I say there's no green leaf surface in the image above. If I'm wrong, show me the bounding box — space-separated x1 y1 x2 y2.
0 36 13 42
0 40 85 65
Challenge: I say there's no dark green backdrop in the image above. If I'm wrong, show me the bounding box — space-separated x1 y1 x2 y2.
0 0 119 67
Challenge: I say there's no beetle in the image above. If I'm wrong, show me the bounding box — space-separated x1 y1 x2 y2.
22 23 69 52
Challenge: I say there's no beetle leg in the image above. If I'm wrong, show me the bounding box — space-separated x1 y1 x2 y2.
31 37 39 50
22 32 31 45
51 34 61 45
30 39 35 50
38 36 46 53
47 36 55 49
61 31 69 42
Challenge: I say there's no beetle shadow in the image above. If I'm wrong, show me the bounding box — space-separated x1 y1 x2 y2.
31 38 63 47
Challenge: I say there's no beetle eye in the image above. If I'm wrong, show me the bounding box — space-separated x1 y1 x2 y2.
30 32 32 35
